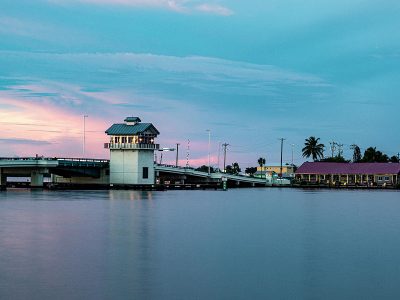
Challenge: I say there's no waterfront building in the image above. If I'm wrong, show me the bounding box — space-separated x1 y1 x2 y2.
105 117 160 186
255 165 295 179
296 162 400 186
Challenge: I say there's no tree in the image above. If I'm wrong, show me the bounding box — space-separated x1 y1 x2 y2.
195 165 214 173
390 156 399 163
302 137 325 161
257 157 266 169
351 144 362 162
245 167 257 176
225 165 233 174
226 163 241 175
321 156 350 163
232 162 241 175
362 147 389 162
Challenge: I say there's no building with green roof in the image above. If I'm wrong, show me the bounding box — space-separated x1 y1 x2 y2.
105 117 160 186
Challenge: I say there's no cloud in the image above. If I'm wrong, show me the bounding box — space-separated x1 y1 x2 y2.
0 138 52 146
49 0 233 15
195 4 233 16
0 50 331 162
0 51 328 101
70 0 186 11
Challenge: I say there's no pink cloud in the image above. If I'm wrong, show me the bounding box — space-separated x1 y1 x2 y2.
50 0 187 12
0 95 110 158
50 0 233 15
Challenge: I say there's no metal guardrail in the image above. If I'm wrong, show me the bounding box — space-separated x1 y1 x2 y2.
0 156 56 161
155 164 268 183
0 157 109 169
57 158 109 163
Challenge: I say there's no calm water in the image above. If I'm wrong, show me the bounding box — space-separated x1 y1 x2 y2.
1 188 400 300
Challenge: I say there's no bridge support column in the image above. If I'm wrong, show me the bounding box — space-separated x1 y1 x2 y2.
31 171 44 188
0 168 6 191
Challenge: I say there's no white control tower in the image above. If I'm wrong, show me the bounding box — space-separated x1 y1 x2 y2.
105 117 160 186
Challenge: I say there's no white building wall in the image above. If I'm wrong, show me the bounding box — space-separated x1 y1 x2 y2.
110 149 155 185
136 150 155 185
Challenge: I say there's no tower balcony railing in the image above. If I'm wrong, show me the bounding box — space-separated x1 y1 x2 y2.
104 143 160 150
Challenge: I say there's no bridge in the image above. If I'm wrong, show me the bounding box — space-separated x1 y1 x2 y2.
155 165 268 187
0 157 109 188
0 157 267 189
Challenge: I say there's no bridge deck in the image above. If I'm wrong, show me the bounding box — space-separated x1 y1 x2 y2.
155 165 267 185
0 157 109 168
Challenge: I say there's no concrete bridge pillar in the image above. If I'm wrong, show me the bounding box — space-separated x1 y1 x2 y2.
31 171 44 188
0 168 6 190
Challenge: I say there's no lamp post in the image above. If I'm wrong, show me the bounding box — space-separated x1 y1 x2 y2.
158 147 175 165
206 129 211 175
176 143 180 167
279 138 286 178
83 115 88 157
222 143 229 173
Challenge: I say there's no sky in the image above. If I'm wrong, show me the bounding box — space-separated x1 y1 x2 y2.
0 0 399 168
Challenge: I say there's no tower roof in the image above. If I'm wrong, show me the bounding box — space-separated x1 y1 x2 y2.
124 117 141 123
105 122 159 135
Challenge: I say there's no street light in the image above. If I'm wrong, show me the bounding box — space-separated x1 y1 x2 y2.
206 129 211 175
83 115 88 157
158 147 175 165
176 143 180 167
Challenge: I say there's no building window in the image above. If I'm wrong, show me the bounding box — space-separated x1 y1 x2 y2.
121 137 127 143
114 137 120 143
128 137 133 143
378 176 383 181
143 167 149 179
385 176 390 181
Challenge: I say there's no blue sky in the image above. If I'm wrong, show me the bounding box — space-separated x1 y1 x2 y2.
0 0 399 167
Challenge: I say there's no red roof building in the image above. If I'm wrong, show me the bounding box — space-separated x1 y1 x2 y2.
296 162 400 186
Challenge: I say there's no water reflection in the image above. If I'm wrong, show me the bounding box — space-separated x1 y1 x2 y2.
1 189 400 299
106 190 156 299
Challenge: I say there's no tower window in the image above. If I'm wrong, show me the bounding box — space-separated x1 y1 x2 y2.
143 167 149 179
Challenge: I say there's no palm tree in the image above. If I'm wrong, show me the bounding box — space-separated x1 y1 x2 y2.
258 157 266 169
302 137 325 161
258 157 266 178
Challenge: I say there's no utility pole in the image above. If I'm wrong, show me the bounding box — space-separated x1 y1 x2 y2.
279 138 286 178
175 143 180 167
291 144 295 166
217 141 221 172
222 143 229 173
83 115 88 157
337 143 344 157
329 141 336 158
206 129 211 175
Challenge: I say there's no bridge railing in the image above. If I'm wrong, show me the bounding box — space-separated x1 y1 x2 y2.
0 156 56 161
57 158 109 163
